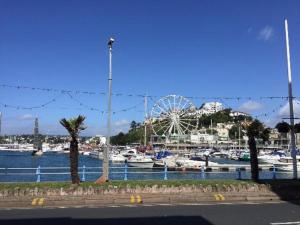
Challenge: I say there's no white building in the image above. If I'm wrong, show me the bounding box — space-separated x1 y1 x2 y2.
86 135 106 146
190 130 217 144
197 102 224 115
229 111 249 117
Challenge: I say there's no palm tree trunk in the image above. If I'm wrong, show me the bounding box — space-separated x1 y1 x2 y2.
70 138 80 184
248 135 259 181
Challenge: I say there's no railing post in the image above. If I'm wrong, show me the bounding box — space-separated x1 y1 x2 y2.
237 167 241 180
201 166 205 179
272 164 276 180
82 165 86 182
124 160 128 181
36 165 41 183
164 162 168 180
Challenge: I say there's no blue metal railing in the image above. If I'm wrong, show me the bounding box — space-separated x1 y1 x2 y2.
0 163 294 183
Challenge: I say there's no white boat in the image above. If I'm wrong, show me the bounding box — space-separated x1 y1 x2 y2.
154 155 178 168
273 156 300 171
176 157 219 169
275 164 300 172
258 154 281 164
89 150 103 159
110 154 126 163
32 149 43 156
82 151 90 156
121 148 137 158
127 155 154 168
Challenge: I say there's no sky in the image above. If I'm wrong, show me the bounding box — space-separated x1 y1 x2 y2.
1 0 300 136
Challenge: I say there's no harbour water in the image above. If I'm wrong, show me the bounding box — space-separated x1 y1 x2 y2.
0 151 294 182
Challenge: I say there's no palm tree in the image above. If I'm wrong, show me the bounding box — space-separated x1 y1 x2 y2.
246 119 270 181
60 115 86 184
275 121 291 147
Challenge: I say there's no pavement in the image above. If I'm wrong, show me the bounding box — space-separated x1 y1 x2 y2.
0 201 300 225
0 191 285 208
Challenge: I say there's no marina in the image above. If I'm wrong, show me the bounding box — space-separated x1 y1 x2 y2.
0 149 297 182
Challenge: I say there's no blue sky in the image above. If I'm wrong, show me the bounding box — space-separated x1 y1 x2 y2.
1 0 300 135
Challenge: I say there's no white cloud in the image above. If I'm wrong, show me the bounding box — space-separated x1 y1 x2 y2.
239 101 264 112
114 119 129 127
257 26 274 41
278 100 300 118
17 114 35 121
112 119 130 134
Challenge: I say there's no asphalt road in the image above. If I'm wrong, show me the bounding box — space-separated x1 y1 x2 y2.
0 202 299 225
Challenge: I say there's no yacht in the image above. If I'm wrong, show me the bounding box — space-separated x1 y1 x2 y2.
32 149 43 156
110 153 126 163
127 155 154 168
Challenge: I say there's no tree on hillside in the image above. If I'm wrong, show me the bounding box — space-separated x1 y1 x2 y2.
275 121 290 133
60 115 86 184
246 119 270 181
130 121 137 131
294 123 300 133
229 125 239 140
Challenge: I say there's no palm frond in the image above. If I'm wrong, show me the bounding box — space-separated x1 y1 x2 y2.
60 115 86 136
74 115 86 131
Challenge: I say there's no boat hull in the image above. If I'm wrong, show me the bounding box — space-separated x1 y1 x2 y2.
127 162 154 168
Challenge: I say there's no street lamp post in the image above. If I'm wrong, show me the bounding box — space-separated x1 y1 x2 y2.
97 37 114 183
284 19 297 179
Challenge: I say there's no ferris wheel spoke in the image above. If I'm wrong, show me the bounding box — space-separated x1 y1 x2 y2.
157 102 172 117
179 120 193 128
179 120 189 129
154 122 171 134
160 100 172 114
179 100 189 111
173 95 177 111
177 96 183 111
179 122 190 134
180 118 197 122
156 104 170 117
164 123 174 135
166 98 173 112
177 124 185 135
158 120 170 127
175 98 183 113
152 108 167 118
178 109 190 117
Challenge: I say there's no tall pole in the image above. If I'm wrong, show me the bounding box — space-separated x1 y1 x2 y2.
238 124 241 150
284 19 297 179
103 37 114 181
33 117 40 150
0 112 2 135
144 95 148 146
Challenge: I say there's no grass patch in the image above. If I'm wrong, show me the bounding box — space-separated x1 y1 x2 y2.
0 179 299 190
0 179 261 190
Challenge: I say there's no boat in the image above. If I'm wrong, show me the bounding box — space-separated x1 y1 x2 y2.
272 155 300 171
127 155 154 168
32 149 43 156
110 153 126 163
176 157 219 169
258 154 281 164
89 150 103 159
237 150 250 161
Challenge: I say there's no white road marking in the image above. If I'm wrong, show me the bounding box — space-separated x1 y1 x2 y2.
107 205 120 208
270 222 300 225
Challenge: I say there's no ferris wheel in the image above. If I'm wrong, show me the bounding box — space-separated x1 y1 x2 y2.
150 95 198 138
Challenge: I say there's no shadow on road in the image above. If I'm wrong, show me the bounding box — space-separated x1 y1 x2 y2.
257 179 300 205
0 216 214 225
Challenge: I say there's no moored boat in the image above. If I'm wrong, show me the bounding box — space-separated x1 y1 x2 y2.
127 155 154 168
